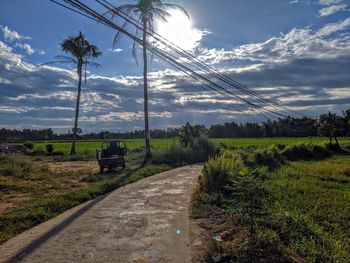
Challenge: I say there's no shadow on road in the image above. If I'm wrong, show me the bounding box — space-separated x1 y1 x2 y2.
4 192 112 263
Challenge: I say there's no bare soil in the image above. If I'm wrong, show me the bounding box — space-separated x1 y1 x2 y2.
0 164 202 263
45 160 100 174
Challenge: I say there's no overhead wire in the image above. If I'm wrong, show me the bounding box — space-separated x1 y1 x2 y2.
99 0 303 117
50 0 296 121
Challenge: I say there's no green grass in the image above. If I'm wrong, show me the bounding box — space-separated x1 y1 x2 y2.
263 156 350 262
195 145 350 262
212 137 350 148
32 138 177 153
31 137 350 154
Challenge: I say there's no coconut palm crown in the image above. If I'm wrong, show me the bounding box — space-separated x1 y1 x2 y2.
43 32 102 154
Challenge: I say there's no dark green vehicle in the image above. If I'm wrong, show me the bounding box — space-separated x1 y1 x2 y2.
96 141 127 173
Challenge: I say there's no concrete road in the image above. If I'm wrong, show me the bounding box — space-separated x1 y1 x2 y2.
0 165 202 263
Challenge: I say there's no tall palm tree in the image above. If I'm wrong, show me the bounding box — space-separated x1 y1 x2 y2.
105 0 189 159
43 32 101 154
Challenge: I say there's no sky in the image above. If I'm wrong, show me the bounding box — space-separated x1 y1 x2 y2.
0 0 350 133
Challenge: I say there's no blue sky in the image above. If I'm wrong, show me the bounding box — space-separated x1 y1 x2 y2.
0 0 349 133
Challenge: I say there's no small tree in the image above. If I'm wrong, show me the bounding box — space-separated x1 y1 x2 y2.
178 122 207 148
317 111 342 148
46 144 54 154
228 168 269 242
23 142 34 150
342 109 350 136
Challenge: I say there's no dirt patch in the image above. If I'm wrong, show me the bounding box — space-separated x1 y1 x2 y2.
0 193 32 213
190 205 239 263
0 144 32 156
45 161 99 174
190 205 307 263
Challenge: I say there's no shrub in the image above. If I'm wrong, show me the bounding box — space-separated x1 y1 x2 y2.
152 136 218 165
200 155 237 195
45 144 54 154
0 154 30 178
23 142 34 150
227 168 270 240
281 143 330 161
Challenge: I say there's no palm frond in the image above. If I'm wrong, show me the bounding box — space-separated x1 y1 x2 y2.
132 40 139 65
104 4 139 19
154 3 190 19
113 19 128 47
85 61 101 67
150 7 171 22
53 55 77 63
37 60 75 67
106 0 189 65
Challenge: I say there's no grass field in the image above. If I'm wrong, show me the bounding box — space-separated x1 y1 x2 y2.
33 138 177 153
212 137 350 148
263 155 350 261
194 144 350 262
32 137 350 153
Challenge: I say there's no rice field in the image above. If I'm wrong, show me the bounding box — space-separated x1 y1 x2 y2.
32 137 350 153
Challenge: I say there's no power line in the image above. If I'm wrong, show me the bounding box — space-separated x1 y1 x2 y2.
99 0 303 118
50 0 294 120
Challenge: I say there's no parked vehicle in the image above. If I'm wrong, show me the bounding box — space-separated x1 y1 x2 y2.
96 141 127 173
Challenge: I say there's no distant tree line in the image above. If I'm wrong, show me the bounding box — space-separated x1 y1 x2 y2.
1 110 349 142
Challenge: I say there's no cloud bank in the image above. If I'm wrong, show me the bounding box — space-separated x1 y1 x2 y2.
0 17 350 133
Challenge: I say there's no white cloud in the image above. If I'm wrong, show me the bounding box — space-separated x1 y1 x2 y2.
0 25 45 55
0 77 11 84
15 43 35 55
0 18 350 132
0 25 31 42
319 4 347 16
198 18 350 66
319 0 343 5
108 48 123 53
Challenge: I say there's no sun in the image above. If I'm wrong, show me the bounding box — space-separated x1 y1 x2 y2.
156 9 202 51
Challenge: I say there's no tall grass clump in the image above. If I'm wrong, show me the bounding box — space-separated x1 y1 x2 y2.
0 154 35 178
199 154 241 205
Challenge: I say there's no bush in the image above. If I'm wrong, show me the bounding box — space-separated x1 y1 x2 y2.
152 136 217 165
281 143 330 161
200 155 239 196
45 144 54 154
23 142 34 150
0 154 48 179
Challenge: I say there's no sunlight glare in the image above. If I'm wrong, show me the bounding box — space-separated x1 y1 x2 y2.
157 9 203 51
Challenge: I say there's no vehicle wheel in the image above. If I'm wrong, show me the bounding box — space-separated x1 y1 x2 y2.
100 166 104 174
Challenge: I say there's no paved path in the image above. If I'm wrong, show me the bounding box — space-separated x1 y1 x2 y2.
0 165 202 263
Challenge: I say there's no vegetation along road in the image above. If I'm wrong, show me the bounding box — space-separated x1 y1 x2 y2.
0 165 202 263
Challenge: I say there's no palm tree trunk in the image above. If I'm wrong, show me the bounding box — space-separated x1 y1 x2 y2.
334 134 340 148
142 21 151 159
70 62 82 155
